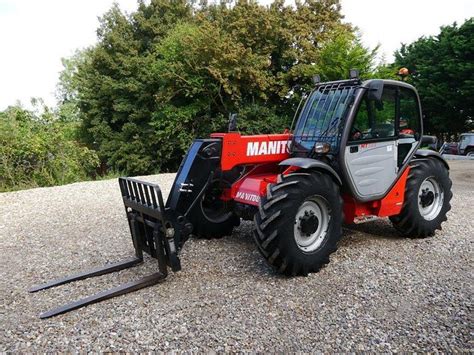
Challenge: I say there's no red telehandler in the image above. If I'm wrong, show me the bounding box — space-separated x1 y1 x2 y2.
30 73 452 318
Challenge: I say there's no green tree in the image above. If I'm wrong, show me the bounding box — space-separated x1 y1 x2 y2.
68 2 193 174
394 18 474 135
68 0 379 175
311 29 378 81
56 50 89 123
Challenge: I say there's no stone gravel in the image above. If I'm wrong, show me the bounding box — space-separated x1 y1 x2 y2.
0 161 472 352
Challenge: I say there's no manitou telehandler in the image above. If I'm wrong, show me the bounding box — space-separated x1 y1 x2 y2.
31 72 452 318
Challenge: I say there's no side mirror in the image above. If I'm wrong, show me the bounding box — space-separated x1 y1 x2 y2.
421 135 437 145
367 80 384 102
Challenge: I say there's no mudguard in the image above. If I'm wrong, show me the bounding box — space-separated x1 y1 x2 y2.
279 157 342 185
414 149 449 170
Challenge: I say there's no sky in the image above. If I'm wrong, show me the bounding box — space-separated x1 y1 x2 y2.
0 0 472 110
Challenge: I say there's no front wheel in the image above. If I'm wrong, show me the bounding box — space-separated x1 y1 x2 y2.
390 158 452 237
188 179 240 239
253 171 343 276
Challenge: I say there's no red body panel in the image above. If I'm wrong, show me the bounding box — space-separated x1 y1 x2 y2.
231 166 280 206
232 173 274 206
212 132 409 222
211 132 291 171
343 167 410 223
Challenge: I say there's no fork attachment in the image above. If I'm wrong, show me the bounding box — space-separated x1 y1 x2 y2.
30 177 183 319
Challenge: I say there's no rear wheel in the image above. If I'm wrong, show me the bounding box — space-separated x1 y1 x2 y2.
390 158 452 237
188 179 240 239
253 171 343 276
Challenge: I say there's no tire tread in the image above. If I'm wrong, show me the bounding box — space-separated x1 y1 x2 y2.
253 171 343 276
390 158 452 238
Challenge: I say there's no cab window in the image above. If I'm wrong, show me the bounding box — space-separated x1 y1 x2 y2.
399 87 420 138
349 86 397 141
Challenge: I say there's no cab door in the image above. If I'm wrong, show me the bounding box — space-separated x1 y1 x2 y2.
397 87 421 166
344 86 398 199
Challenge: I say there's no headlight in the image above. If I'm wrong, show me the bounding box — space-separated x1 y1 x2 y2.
314 142 330 154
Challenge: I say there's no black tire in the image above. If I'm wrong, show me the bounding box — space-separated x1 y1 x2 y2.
188 179 240 239
253 171 343 276
390 158 452 238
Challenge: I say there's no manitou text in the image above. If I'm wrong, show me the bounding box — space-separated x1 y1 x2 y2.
246 140 289 157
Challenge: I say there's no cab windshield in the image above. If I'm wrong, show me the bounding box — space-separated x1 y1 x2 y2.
292 83 357 152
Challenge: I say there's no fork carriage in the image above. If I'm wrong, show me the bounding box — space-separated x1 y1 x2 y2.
30 177 181 319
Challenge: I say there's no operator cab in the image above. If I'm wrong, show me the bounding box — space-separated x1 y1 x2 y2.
290 76 422 201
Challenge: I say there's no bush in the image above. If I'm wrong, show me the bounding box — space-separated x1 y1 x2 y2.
0 105 100 191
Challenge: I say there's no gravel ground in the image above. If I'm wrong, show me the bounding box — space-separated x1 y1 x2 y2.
1 161 472 352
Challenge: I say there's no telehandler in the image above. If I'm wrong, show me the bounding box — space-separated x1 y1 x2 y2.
31 72 452 318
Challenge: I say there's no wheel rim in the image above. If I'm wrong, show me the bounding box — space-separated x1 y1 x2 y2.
200 180 233 223
294 196 331 252
467 151 474 157
418 177 444 221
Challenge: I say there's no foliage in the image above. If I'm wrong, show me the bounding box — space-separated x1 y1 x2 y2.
63 0 380 175
56 51 88 123
314 29 378 81
0 104 99 192
394 18 474 135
